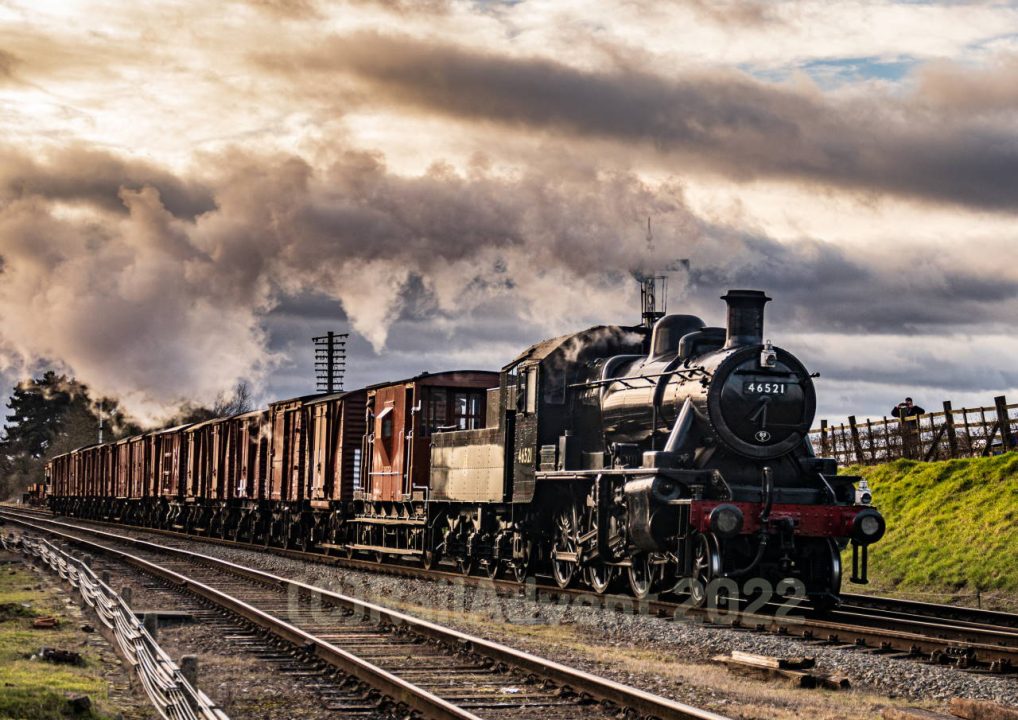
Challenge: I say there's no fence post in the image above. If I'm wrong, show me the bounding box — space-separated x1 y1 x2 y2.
995 395 1015 451
943 401 959 458
866 419 877 461
848 416 866 464
820 420 829 457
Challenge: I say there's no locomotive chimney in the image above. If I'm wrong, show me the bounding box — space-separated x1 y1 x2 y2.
722 290 771 348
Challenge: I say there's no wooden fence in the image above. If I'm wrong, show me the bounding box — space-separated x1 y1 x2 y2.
808 396 1018 466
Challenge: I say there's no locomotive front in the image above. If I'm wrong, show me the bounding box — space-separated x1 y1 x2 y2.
589 290 885 607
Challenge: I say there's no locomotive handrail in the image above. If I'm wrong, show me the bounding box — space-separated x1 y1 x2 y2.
568 366 711 390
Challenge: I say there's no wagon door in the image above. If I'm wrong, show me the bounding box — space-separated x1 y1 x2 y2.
311 403 330 503
288 407 305 502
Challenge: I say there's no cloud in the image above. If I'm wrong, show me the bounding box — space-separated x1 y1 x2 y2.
0 49 19 82
0 144 216 219
255 33 1018 212
4 133 1015 422
689 234 1018 334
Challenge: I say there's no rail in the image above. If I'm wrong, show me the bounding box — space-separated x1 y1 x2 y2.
809 395 1018 466
3 511 731 720
0 532 229 720
7 509 1018 676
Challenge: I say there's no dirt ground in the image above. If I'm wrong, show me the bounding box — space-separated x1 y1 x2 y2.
0 549 153 720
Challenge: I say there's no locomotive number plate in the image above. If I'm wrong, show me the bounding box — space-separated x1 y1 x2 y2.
743 381 787 395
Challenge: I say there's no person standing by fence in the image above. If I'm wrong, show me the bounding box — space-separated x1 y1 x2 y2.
892 397 925 459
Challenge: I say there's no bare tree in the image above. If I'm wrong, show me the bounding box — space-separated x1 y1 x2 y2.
212 381 254 417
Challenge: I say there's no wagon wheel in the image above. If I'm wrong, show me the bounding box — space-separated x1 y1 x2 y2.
457 556 475 576
485 559 505 580
420 522 444 571
628 553 660 600
551 506 580 589
421 548 440 570
231 514 248 543
585 561 616 595
510 538 533 584
689 533 722 608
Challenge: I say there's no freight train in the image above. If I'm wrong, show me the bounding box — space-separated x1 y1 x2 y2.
47 290 885 609
21 482 47 507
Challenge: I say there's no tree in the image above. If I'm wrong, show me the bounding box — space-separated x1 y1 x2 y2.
213 380 254 417
0 372 137 499
166 381 256 425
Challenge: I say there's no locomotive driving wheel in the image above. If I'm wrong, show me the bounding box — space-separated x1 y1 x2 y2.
586 561 616 595
628 553 662 599
551 506 580 589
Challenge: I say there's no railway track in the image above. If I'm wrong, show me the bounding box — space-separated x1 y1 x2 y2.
6 507 1018 676
1 509 728 720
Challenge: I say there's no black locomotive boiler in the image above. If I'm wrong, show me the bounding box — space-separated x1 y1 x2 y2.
48 289 884 609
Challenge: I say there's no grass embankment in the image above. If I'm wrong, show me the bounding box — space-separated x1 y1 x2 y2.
0 563 118 720
846 454 1018 602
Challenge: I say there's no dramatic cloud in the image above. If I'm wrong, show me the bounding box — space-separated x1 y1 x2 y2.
1 135 1015 421
259 33 1018 211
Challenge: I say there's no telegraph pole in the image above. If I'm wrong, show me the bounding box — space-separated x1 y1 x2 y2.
313 331 348 393
97 401 104 444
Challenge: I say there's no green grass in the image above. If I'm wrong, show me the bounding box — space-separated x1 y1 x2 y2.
0 565 117 720
845 454 1018 598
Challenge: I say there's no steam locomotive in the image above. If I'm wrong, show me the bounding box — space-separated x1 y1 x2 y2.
47 290 884 608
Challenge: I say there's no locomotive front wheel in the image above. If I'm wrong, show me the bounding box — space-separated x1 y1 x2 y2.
690 533 722 607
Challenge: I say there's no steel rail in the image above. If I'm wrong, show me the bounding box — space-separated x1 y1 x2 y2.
840 593 1018 631
9 507 1018 673
1 511 731 720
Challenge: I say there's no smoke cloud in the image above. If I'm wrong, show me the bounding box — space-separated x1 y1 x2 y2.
0 137 1014 422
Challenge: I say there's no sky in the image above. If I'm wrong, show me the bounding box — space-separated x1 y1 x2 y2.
1 0 1017 426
